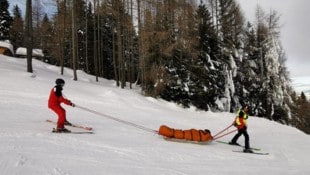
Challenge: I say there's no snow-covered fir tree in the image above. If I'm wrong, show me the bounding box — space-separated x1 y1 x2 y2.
0 0 13 40
10 5 24 50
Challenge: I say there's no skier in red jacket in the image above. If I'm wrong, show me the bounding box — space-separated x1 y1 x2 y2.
48 78 75 132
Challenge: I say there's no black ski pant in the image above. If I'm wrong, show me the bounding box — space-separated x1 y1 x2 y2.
231 127 250 149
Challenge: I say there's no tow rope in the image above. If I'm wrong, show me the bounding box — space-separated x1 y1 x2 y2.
211 124 237 141
75 105 158 134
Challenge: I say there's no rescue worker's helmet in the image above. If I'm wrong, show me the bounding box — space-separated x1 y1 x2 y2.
242 104 249 109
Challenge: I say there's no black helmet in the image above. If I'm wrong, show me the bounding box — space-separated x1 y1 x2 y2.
242 104 248 108
242 104 250 111
55 78 65 86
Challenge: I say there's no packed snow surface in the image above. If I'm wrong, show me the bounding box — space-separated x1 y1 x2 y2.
0 55 309 175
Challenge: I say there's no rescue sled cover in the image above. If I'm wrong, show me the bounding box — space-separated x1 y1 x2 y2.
158 125 213 142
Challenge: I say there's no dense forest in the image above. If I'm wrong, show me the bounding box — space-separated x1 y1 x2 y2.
1 0 309 133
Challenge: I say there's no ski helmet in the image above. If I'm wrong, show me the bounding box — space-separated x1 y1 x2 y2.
242 104 248 108
242 104 250 111
55 78 65 86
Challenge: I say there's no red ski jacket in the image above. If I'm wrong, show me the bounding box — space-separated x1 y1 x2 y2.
48 87 71 108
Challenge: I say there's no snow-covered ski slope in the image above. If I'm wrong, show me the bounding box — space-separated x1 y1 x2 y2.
0 55 309 175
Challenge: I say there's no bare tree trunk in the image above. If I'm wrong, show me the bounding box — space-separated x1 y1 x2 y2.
129 0 133 89
25 0 33 73
60 0 67 75
56 0 61 73
137 0 144 91
72 0 78 80
85 6 89 73
97 4 101 77
120 0 125 88
117 17 123 88
113 0 124 88
93 0 99 82
215 0 219 35
113 25 119 86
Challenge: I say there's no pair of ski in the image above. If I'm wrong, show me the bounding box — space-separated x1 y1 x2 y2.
46 119 93 134
216 140 269 155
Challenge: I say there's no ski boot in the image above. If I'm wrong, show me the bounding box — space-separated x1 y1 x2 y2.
243 148 254 153
53 128 71 133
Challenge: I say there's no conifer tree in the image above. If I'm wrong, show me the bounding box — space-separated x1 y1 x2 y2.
0 0 12 40
32 0 44 48
190 2 223 110
40 14 53 61
237 22 264 116
217 0 244 111
84 2 94 74
11 5 24 50
293 92 310 133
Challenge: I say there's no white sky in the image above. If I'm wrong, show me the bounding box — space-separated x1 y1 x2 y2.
236 0 310 78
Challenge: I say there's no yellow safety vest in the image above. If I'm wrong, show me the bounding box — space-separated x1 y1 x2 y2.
235 109 248 126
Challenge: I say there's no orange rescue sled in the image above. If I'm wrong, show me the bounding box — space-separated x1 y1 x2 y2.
158 125 213 143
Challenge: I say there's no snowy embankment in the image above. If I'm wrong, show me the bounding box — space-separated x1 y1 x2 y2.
0 55 309 175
